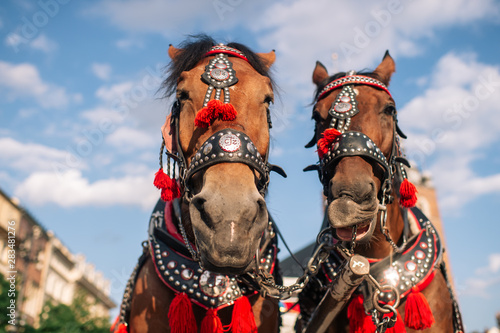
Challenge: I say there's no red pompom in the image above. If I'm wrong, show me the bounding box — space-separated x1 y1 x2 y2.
348 295 375 333
195 100 238 127
154 168 181 202
194 105 213 128
404 286 435 330
317 128 341 159
168 293 198 333
220 103 237 121
153 167 170 189
201 309 223 333
232 296 257 333
399 178 418 207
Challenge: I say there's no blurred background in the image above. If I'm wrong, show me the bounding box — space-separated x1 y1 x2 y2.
1 0 499 331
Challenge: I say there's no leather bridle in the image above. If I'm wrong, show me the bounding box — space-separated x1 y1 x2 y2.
165 45 286 200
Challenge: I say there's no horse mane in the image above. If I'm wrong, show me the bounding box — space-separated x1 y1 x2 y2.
313 71 383 102
162 34 275 97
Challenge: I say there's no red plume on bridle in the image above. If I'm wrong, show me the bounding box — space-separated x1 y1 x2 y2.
153 139 181 202
195 99 237 128
317 128 342 159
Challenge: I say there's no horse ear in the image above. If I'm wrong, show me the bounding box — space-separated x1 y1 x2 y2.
256 50 276 69
313 61 329 86
374 51 396 86
168 44 183 61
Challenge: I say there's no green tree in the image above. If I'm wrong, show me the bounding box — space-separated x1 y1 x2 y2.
36 289 110 333
0 274 12 332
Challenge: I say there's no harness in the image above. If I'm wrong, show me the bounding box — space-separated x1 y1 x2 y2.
301 71 464 332
113 199 280 331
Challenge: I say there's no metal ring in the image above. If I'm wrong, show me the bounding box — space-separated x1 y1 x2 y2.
372 285 400 313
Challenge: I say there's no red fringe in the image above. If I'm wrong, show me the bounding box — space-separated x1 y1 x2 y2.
168 293 198 333
317 128 341 159
232 296 257 333
201 309 223 333
405 286 435 330
194 100 238 128
399 179 418 207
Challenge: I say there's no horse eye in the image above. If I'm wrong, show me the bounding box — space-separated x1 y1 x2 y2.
177 90 189 101
264 95 274 105
312 110 323 122
384 105 396 115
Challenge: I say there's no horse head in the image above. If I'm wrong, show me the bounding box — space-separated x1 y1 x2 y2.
160 36 279 274
308 52 415 257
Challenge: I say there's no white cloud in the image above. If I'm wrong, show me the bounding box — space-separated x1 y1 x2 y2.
30 34 58 53
476 253 500 275
105 126 156 151
0 61 79 108
15 169 158 209
462 253 500 298
96 81 135 102
0 137 83 173
81 107 125 126
86 0 220 34
91 63 112 80
399 52 500 211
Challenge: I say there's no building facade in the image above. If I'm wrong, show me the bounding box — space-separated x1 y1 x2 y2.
0 188 115 328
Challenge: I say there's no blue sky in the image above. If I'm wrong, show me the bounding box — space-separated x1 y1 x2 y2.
1 0 500 330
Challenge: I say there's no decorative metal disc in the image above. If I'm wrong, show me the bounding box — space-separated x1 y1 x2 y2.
203 143 213 155
210 68 230 81
340 95 351 103
199 271 228 297
214 63 227 69
219 133 241 152
334 102 352 113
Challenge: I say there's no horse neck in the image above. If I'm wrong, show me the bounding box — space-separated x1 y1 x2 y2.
356 199 405 259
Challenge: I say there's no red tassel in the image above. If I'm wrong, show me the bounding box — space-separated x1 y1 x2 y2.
115 323 128 333
232 296 257 333
195 100 238 127
347 295 375 333
317 128 341 159
154 168 181 202
154 167 170 189
201 309 223 333
386 310 406 333
405 286 435 330
399 179 417 208
168 293 198 333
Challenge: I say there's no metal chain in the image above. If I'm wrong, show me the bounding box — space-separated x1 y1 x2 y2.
253 240 333 299
177 215 200 262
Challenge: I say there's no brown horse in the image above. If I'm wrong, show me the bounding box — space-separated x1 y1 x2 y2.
115 36 284 333
297 53 464 333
